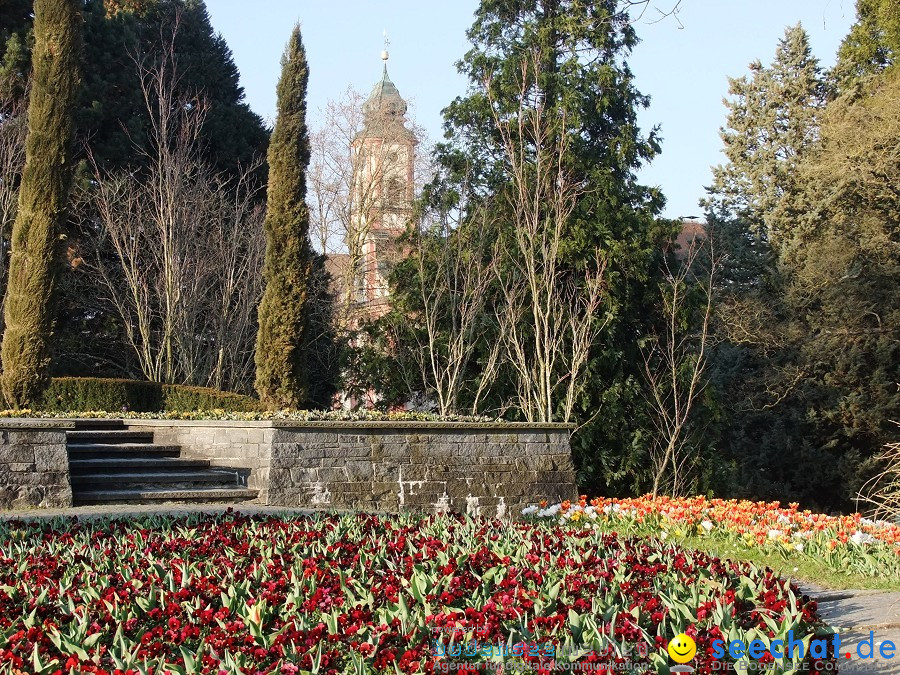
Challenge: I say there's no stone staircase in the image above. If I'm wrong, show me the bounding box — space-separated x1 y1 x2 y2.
67 420 257 505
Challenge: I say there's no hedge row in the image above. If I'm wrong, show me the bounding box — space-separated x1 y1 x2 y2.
36 378 260 413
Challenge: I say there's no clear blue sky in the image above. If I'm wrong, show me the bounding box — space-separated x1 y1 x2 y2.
204 0 856 220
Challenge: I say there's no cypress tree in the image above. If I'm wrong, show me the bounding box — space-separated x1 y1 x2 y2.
0 0 82 408
254 25 312 409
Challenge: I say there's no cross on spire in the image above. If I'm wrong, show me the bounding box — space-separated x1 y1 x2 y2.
381 30 390 62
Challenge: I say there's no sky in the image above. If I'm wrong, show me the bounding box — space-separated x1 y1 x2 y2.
204 0 857 220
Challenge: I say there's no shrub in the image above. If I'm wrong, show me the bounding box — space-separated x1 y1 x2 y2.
36 377 259 413
160 383 260 412
0 408 496 422
859 439 900 523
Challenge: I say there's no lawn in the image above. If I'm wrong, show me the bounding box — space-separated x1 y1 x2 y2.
0 511 836 675
524 496 900 592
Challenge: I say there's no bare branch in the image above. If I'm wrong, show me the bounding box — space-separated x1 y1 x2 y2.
485 52 607 424
642 232 721 496
0 85 28 328
79 25 265 392
308 88 431 328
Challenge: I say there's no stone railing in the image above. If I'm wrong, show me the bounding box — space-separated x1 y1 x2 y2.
0 420 73 509
125 420 578 516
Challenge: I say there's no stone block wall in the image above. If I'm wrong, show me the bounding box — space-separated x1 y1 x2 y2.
126 421 275 493
267 427 576 516
0 424 73 509
126 421 577 516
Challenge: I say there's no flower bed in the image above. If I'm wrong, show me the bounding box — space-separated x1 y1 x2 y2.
523 495 900 579
0 512 832 674
0 409 494 423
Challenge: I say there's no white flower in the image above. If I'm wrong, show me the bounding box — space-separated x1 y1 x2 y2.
767 529 783 539
521 505 538 516
538 504 562 518
794 543 804 553
850 531 876 546
701 520 714 532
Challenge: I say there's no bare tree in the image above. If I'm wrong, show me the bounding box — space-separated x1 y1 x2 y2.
308 89 366 258
308 88 430 326
82 27 265 392
209 178 266 391
173 166 266 391
642 235 719 496
0 86 27 325
409 210 501 416
486 57 608 424
623 0 683 26
857 431 900 522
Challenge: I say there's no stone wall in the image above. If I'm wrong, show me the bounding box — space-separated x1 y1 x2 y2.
0 423 73 509
125 421 274 494
126 421 577 516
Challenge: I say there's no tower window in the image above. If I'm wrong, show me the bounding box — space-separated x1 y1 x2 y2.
385 177 405 204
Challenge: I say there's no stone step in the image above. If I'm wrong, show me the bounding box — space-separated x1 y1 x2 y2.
67 443 181 458
71 419 127 430
73 487 258 505
69 457 211 473
67 430 154 443
71 469 242 489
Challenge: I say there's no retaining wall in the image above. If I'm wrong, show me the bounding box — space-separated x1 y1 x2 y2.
0 422 73 509
126 420 577 516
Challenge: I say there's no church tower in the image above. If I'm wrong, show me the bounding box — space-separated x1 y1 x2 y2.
349 48 416 312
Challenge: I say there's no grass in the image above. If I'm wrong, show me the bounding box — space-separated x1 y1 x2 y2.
651 533 900 592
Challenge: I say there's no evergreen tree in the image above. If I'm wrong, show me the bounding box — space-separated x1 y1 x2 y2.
159 0 268 176
833 0 899 90
254 25 312 409
414 0 670 493
1 0 82 407
776 69 900 507
706 23 899 510
2 0 270 175
701 26 826 507
1 0 269 383
704 24 825 246
0 0 32 74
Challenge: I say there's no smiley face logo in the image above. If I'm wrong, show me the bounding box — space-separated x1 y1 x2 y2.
667 633 697 664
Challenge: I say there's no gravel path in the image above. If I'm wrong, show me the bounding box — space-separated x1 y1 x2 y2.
800 584 900 674
0 504 320 520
